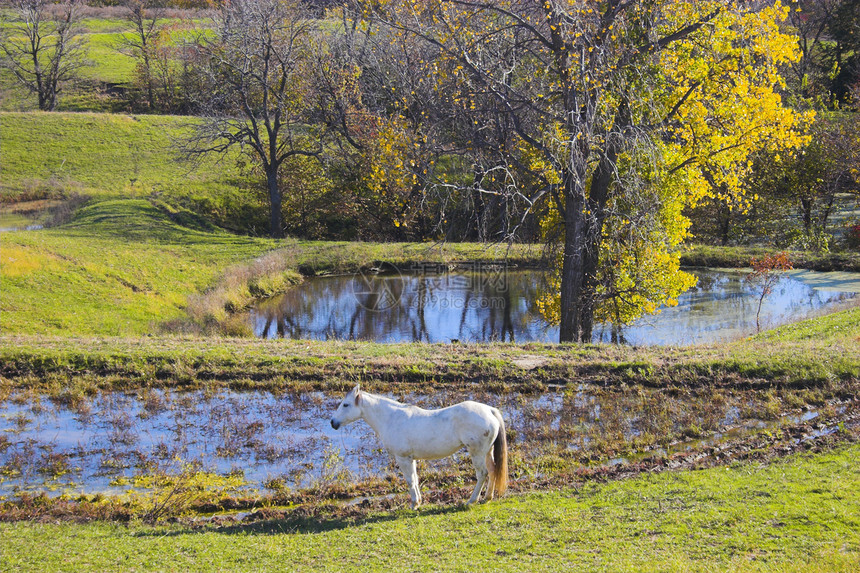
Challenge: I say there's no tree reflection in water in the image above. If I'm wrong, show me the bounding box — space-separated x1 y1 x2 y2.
253 270 551 343
251 270 857 345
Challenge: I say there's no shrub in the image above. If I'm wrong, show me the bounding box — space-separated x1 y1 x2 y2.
847 222 860 250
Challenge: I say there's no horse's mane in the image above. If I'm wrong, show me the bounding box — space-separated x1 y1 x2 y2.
365 392 404 407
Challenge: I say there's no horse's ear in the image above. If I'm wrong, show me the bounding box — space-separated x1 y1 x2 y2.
354 386 361 405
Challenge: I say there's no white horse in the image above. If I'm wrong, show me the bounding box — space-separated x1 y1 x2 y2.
330 385 508 509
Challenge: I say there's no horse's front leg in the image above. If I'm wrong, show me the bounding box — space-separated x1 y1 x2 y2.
396 456 422 509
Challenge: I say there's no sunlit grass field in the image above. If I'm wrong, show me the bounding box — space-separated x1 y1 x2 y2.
0 112 239 197
0 444 857 572
1 199 278 335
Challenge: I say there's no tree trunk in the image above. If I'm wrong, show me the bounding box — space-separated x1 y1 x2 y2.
558 124 621 343
559 208 600 343
820 192 836 232
559 178 587 343
471 168 487 242
267 166 285 239
719 202 731 246
577 143 617 342
800 196 813 236
44 86 57 111
143 53 155 109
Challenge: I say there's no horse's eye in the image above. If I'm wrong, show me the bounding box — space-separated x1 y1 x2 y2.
343 404 349 408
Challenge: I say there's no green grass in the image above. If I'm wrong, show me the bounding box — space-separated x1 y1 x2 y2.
77 17 136 34
682 244 860 272
756 304 860 343
0 199 278 335
0 110 272 233
78 32 139 84
0 112 242 198
0 444 857 572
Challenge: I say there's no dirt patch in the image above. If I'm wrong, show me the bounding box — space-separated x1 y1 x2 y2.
510 355 549 370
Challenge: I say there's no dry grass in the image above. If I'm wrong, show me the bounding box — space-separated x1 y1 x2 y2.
185 248 304 331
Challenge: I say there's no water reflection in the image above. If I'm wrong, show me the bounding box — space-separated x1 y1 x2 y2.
251 269 859 345
254 270 553 343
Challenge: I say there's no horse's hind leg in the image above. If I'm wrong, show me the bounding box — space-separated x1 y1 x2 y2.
467 448 489 505
485 451 496 502
396 456 422 509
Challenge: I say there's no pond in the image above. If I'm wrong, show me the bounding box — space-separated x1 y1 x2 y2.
0 212 43 232
0 387 844 497
251 268 860 345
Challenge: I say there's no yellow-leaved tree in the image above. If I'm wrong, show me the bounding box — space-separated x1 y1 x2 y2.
363 0 810 341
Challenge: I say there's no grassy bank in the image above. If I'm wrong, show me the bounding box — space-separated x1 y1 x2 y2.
0 443 857 572
0 199 277 335
681 244 860 272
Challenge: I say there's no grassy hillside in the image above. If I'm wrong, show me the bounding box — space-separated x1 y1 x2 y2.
0 112 267 334
0 112 241 198
0 199 277 335
0 444 857 572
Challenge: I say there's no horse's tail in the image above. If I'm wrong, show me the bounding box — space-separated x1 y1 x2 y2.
492 408 508 497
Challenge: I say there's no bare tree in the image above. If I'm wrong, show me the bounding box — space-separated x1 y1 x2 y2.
0 0 88 111
180 0 324 238
115 0 165 110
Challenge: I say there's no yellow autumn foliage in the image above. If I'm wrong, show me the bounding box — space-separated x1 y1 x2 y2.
365 0 809 331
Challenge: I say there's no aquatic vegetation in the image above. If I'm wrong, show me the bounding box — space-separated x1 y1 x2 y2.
0 383 855 514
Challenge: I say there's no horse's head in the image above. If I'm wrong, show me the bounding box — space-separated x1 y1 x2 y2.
331 384 363 430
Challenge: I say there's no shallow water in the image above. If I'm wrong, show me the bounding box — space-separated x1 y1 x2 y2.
0 388 840 496
251 268 860 345
0 209 45 232
0 217 42 232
